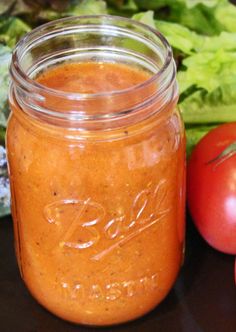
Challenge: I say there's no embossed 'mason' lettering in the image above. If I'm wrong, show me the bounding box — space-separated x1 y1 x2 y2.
59 274 158 302
44 179 170 259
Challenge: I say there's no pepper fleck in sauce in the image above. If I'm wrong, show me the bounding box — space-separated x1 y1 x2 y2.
7 62 185 325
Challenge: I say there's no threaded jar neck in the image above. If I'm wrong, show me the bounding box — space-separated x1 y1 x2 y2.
10 15 178 130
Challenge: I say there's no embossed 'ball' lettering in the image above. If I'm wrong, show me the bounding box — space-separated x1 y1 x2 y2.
44 180 170 260
44 199 105 250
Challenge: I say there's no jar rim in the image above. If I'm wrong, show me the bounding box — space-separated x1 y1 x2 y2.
11 14 173 101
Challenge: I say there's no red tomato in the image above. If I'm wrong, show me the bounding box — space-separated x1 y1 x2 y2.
187 123 236 254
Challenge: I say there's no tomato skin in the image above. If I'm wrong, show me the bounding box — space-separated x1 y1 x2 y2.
187 123 236 254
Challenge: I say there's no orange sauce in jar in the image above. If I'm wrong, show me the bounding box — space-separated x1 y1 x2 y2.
7 16 185 326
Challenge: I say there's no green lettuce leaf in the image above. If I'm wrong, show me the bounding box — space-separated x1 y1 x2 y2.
184 0 222 8
164 0 236 36
180 84 236 124
133 11 204 55
11 0 107 23
132 10 156 28
161 23 235 54
66 0 107 16
134 0 236 36
133 10 236 128
214 1 236 32
168 3 222 36
37 0 107 21
178 50 236 93
134 0 222 10
134 0 174 10
200 31 236 52
0 45 11 128
133 11 236 56
156 20 203 55
107 0 138 15
0 16 31 48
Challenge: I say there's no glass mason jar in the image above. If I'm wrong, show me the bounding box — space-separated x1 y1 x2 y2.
7 16 185 326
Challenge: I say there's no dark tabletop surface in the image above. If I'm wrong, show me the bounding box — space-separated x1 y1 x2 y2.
0 215 235 332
